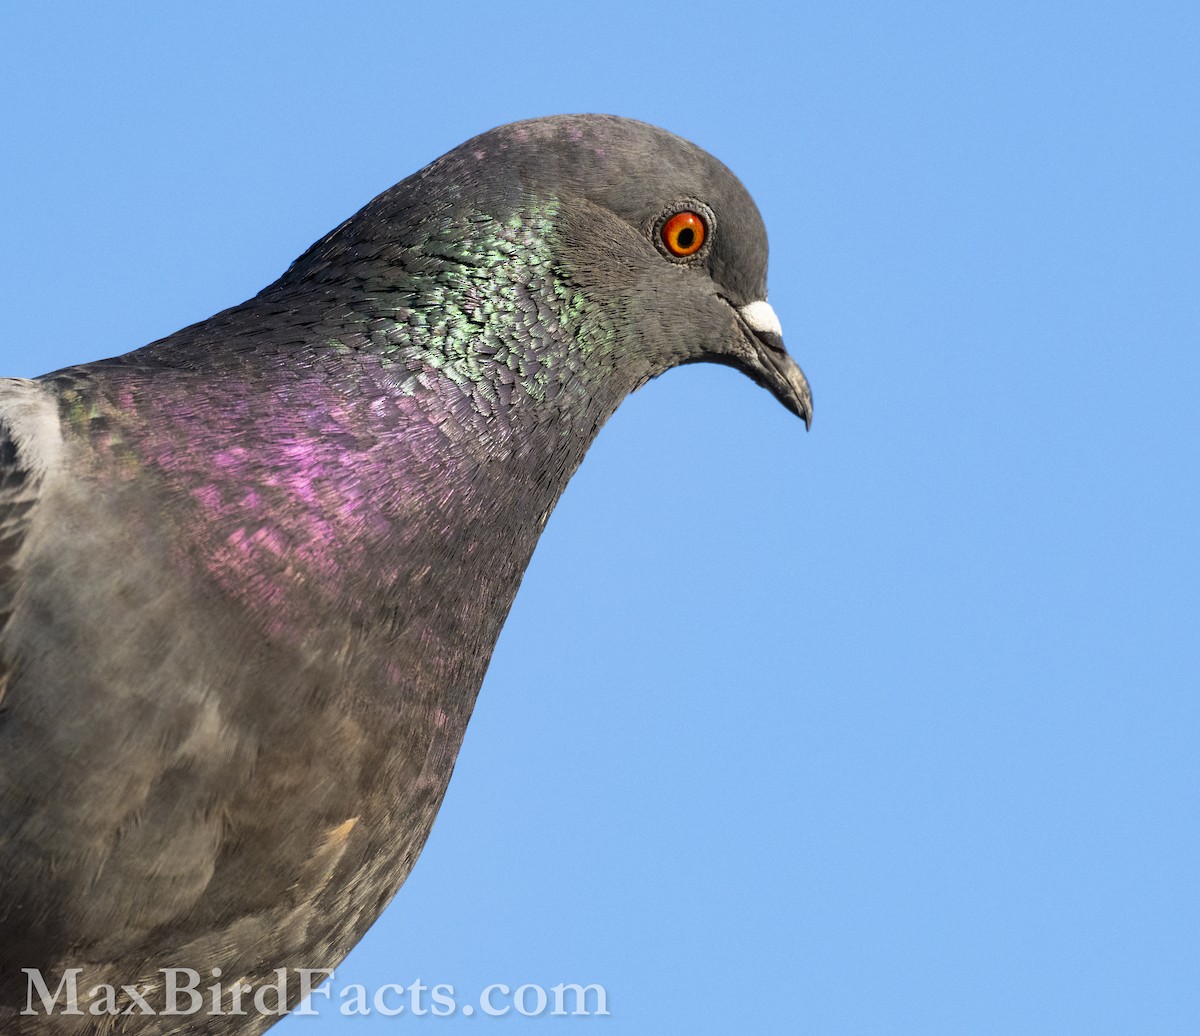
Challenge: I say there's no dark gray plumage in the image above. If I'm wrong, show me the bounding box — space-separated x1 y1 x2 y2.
0 115 811 1033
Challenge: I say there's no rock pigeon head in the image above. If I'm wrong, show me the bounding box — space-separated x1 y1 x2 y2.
284 114 811 428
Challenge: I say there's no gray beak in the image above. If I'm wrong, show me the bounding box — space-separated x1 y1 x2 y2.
736 301 813 429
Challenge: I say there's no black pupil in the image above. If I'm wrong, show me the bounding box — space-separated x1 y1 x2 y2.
676 226 695 249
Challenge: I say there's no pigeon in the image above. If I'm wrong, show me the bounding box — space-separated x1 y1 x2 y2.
0 114 811 1034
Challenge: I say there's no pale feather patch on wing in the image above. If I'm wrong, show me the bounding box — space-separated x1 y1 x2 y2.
0 378 63 480
0 380 62 666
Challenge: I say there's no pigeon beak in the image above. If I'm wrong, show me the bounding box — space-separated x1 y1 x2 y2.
736 301 813 430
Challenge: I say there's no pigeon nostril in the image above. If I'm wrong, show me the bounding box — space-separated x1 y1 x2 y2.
757 330 786 354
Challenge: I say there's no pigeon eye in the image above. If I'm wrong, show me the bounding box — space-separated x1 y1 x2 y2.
660 211 707 257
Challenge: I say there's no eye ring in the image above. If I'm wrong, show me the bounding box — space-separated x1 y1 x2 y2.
653 200 715 264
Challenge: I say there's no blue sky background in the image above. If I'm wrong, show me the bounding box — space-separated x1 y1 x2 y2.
3 2 1197 1033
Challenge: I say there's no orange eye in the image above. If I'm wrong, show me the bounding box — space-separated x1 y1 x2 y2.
660 210 706 257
